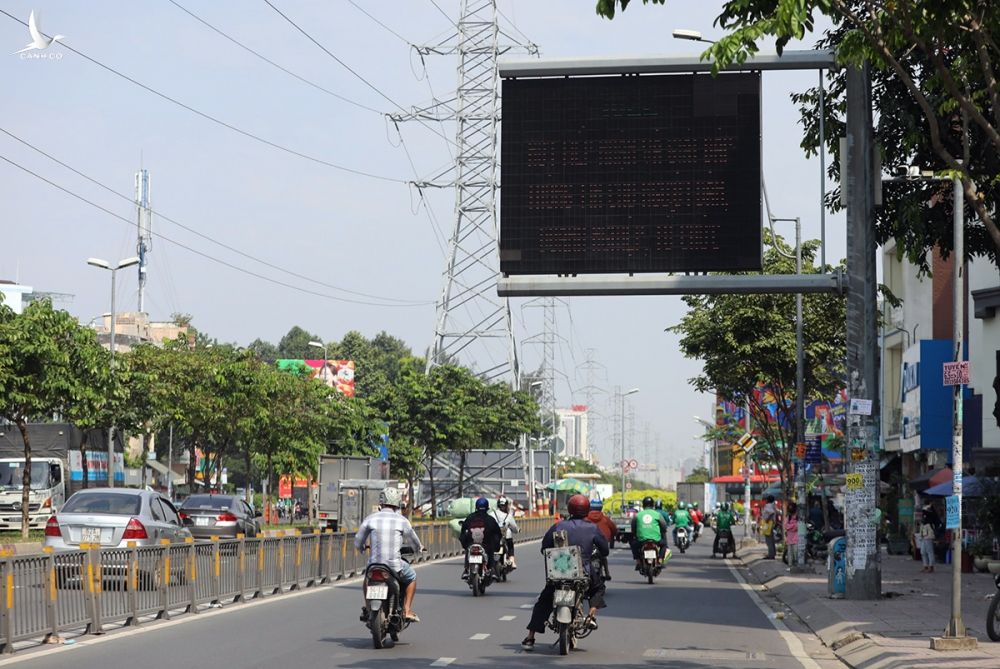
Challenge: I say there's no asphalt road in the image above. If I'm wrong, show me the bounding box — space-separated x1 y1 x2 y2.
3 530 845 669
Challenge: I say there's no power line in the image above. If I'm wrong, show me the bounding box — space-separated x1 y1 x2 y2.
0 8 406 184
0 126 430 305
167 0 383 114
346 0 410 45
0 151 433 308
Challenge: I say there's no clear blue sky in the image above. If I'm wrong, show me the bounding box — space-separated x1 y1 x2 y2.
1 1 844 471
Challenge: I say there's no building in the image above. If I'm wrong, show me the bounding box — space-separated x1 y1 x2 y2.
555 406 590 460
0 280 33 314
92 311 189 352
969 258 1000 462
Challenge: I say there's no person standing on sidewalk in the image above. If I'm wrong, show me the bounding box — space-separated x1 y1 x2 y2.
783 502 799 566
918 508 936 573
761 495 778 559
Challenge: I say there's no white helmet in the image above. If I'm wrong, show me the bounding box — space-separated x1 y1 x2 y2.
379 487 402 508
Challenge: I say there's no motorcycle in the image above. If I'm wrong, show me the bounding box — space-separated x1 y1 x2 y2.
547 576 595 655
987 572 1000 641
692 522 701 543
715 529 734 559
639 540 662 584
675 527 690 554
805 523 829 562
493 541 513 583
363 546 414 649
465 543 492 596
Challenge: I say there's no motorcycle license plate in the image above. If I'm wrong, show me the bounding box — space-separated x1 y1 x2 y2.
552 589 576 606
366 585 388 600
643 550 658 560
468 555 483 564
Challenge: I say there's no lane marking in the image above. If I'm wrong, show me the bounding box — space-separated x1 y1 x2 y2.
519 603 533 609
724 561 824 669
430 658 456 667
469 633 490 640
498 615 516 621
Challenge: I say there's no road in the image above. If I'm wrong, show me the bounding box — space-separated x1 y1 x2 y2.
3 530 845 669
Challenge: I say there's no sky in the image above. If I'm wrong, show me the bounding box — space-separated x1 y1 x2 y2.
0 1 845 473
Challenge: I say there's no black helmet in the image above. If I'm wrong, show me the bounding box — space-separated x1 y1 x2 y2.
642 496 655 508
654 499 663 510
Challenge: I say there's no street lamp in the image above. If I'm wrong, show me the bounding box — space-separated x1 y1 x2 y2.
87 255 140 488
308 340 328 385
671 29 716 44
620 387 639 513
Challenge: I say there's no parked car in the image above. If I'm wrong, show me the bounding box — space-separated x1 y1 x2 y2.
178 494 261 539
44 487 191 550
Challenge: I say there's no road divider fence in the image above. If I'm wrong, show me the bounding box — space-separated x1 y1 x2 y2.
0 517 552 654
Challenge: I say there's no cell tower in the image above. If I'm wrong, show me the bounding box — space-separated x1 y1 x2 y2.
401 0 537 384
135 169 152 313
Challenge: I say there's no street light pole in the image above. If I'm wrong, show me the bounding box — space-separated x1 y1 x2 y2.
308 341 328 385
88 256 139 489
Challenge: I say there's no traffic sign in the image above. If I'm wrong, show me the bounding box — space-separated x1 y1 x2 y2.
628 459 638 469
620 459 629 469
735 432 757 452
625 482 633 491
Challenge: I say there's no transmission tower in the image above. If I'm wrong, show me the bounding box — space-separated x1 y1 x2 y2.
135 168 152 313
397 0 536 384
576 348 607 463
522 297 561 445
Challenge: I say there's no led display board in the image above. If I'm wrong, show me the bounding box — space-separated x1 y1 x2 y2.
500 71 762 275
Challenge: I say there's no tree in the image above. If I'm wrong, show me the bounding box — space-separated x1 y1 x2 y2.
276 326 323 360
596 0 1000 266
0 300 111 538
667 233 847 500
685 467 711 483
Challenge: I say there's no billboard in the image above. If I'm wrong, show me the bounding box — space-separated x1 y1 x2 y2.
500 71 762 275
277 359 356 397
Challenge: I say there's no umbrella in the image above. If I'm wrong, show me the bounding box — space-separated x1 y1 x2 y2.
908 467 952 492
922 475 983 498
546 478 593 494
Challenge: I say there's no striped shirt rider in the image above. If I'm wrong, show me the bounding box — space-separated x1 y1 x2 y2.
354 508 424 571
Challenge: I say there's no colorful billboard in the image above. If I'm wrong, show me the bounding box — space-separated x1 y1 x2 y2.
277 359 356 397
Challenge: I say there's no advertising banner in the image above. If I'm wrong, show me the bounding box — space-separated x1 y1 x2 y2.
277 359 356 397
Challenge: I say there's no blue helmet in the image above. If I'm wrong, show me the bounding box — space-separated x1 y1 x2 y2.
590 498 603 511
475 496 489 511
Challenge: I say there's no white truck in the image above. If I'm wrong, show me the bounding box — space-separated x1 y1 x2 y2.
0 457 66 530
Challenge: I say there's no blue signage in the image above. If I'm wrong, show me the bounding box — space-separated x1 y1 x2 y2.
805 437 823 465
946 494 960 529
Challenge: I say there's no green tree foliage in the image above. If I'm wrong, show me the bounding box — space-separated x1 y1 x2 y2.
276 326 323 359
668 234 847 499
0 300 111 538
685 466 711 483
596 0 1000 265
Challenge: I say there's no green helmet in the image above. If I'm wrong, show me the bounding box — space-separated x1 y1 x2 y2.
721 502 730 512
677 501 687 510
692 502 699 509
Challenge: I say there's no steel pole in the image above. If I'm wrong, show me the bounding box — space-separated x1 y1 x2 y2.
619 387 625 513
744 395 752 539
947 175 966 637
167 423 174 500
795 218 807 568
108 267 117 489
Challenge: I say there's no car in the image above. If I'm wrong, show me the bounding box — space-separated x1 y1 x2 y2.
178 494 261 540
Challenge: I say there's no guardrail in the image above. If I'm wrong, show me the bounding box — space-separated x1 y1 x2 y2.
0 517 553 654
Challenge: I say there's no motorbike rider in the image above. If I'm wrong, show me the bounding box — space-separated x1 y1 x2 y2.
712 502 737 558
490 495 519 570
690 502 704 541
521 494 609 652
630 496 668 569
354 486 425 623
672 501 693 547
460 496 503 578
585 498 617 580
656 499 672 527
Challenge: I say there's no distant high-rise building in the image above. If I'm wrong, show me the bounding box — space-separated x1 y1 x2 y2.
556 406 590 460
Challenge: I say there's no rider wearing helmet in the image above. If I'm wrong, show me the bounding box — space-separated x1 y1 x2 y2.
630 496 668 569
460 496 503 578
522 494 609 651
585 498 616 581
712 501 737 558
354 486 425 622
672 501 692 547
490 495 520 569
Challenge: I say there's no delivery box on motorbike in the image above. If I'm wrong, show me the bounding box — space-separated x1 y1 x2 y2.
544 545 585 580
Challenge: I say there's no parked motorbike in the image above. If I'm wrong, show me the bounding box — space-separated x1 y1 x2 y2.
715 529 734 559
675 527 690 554
465 543 492 596
363 546 414 649
547 576 595 655
987 571 1000 641
805 523 829 562
493 541 513 583
638 540 662 584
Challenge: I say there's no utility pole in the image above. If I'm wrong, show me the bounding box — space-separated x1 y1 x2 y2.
135 169 152 313
844 64 881 599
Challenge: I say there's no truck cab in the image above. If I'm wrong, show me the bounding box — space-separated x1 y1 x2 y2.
0 458 65 530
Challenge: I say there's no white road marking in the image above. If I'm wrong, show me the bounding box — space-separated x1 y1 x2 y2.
498 615 517 621
519 603 533 609
469 633 490 640
430 658 456 667
724 561 824 669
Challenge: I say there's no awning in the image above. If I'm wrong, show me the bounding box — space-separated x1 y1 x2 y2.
908 467 952 492
923 475 989 498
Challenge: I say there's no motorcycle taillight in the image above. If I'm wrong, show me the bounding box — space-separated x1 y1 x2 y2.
368 569 388 582
470 545 484 555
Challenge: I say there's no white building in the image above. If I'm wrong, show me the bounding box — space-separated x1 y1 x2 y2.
969 258 1000 452
0 281 32 314
555 406 590 461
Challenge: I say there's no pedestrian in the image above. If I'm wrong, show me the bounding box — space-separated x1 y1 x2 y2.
761 495 778 559
919 507 936 573
783 502 799 566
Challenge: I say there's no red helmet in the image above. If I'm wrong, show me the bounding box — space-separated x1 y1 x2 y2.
567 494 590 518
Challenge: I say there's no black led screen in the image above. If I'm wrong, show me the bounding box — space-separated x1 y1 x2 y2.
500 72 762 275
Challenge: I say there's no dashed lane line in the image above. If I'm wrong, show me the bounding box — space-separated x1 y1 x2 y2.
498 615 517 621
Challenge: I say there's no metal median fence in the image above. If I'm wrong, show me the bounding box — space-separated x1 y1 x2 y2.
0 517 553 654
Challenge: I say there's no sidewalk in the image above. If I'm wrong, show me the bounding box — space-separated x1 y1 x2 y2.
739 544 1000 668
